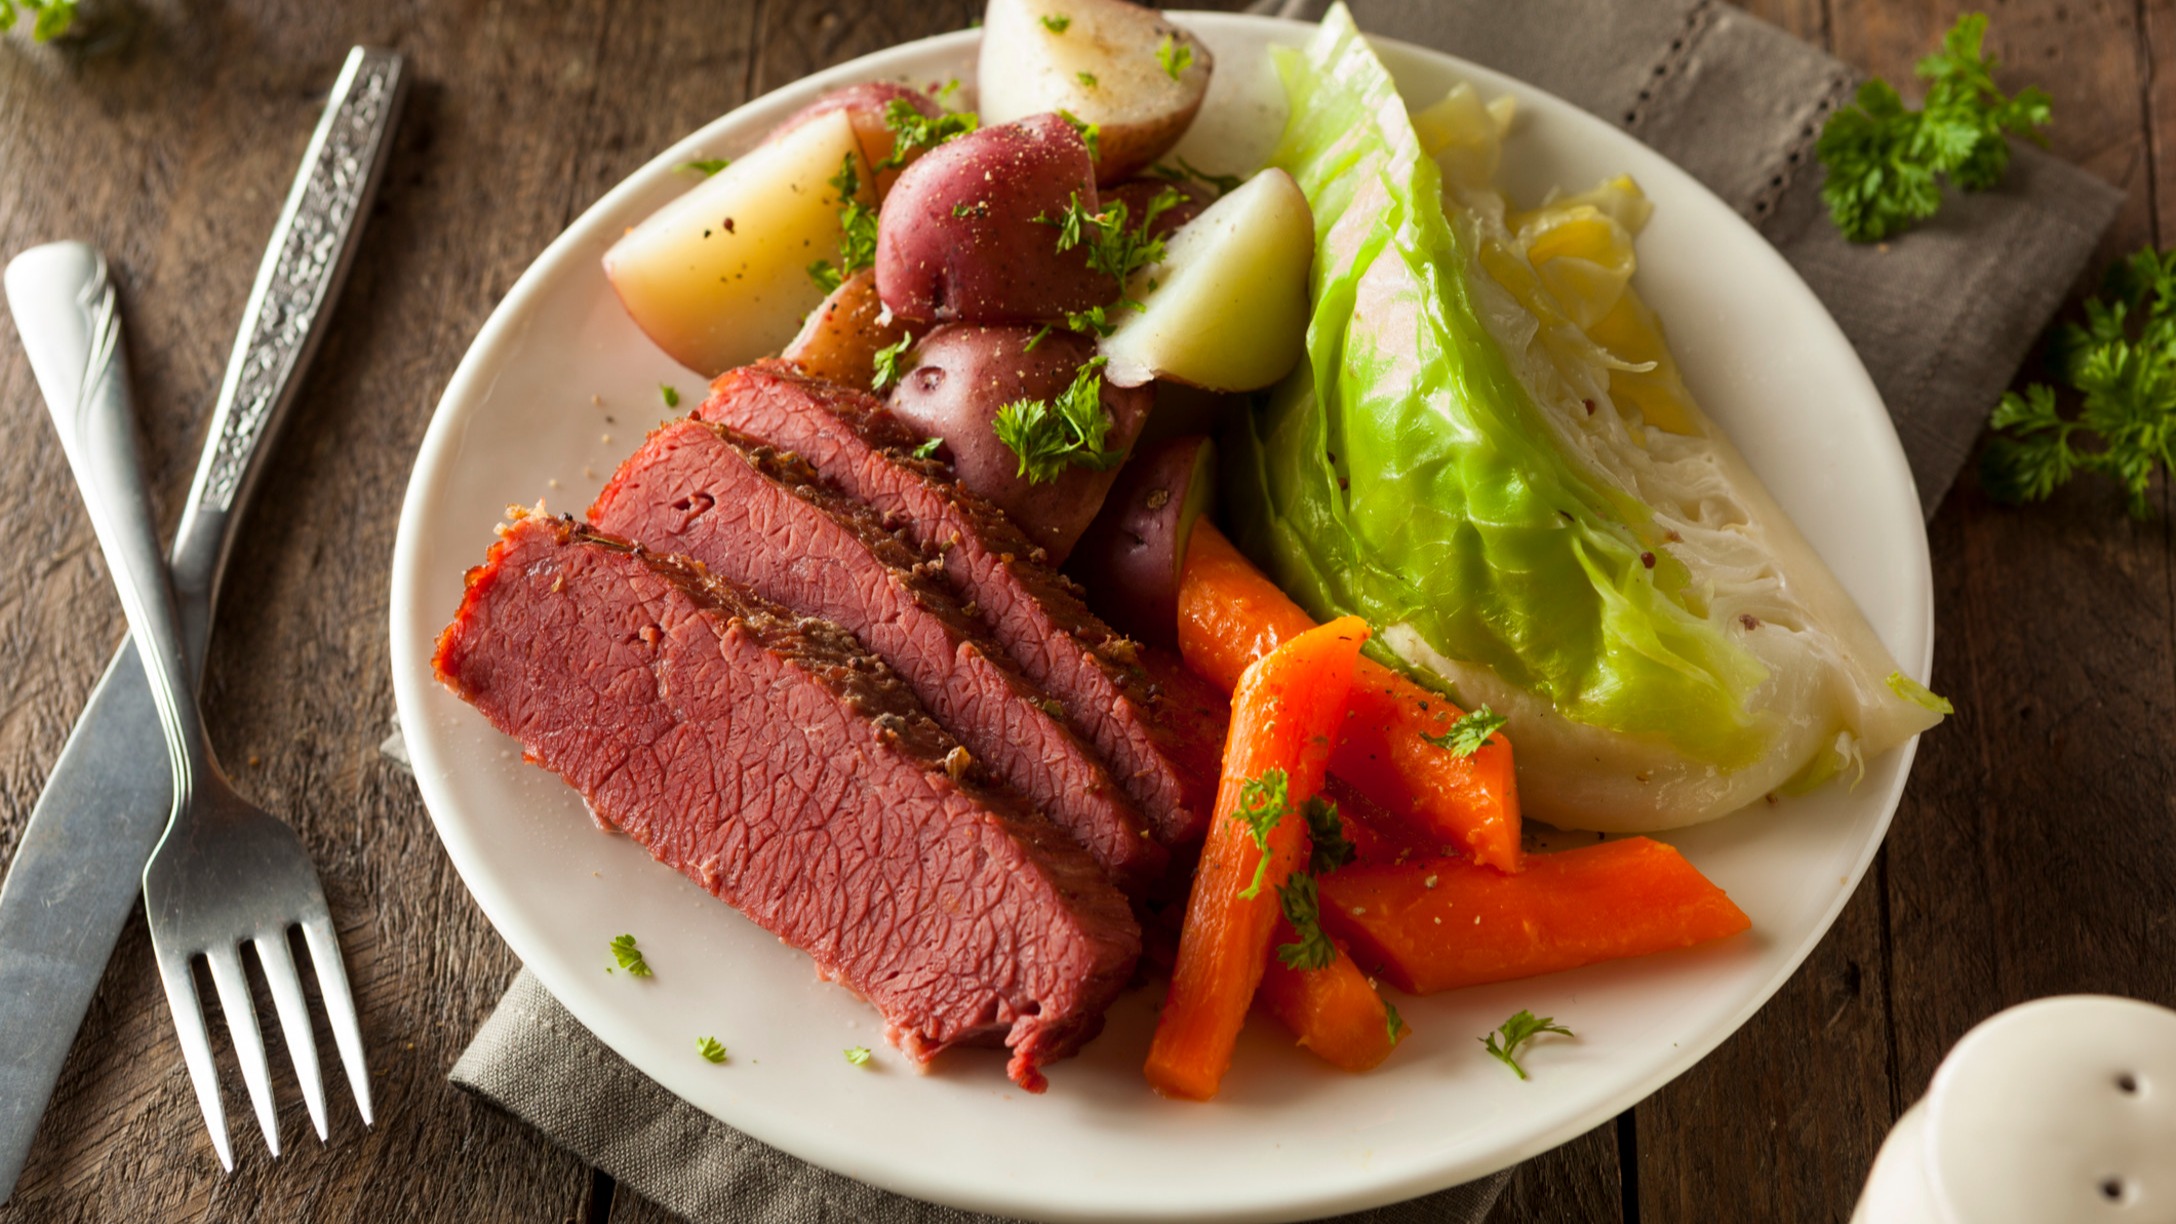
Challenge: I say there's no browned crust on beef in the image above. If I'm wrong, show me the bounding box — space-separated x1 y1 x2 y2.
696 361 1223 847
432 511 1139 1090
587 418 1166 893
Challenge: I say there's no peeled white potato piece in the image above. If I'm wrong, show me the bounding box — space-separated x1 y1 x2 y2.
1100 169 1313 392
604 109 871 377
978 0 1212 182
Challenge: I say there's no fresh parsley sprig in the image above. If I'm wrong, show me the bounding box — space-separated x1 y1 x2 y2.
1300 795 1355 876
1814 13 2050 243
807 153 879 292
1481 1010 1573 1080
871 332 914 393
1423 705 1508 757
1230 768 1290 899
991 356 1127 485
1273 873 1337 970
878 97 979 171
609 933 652 977
1984 247 2176 516
0 0 76 41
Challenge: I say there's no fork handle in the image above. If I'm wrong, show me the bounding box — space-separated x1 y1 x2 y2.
6 244 217 803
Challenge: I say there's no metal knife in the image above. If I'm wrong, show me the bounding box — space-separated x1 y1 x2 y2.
0 47 406 1202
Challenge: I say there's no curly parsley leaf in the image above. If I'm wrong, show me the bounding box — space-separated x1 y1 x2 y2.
1814 13 2051 243
991 356 1126 485
695 1036 728 1063
0 0 77 41
609 934 653 977
1273 873 1337 970
1481 1010 1573 1081
1037 187 1181 308
844 1046 873 1066
1231 768 1290 899
1423 705 1508 757
805 153 880 293
879 98 979 171
871 333 914 393
910 436 944 460
1983 246 2176 517
1156 33 1194 81
1039 12 1070 33
1300 795 1355 876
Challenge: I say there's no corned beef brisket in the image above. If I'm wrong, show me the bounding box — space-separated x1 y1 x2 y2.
432 511 1139 1090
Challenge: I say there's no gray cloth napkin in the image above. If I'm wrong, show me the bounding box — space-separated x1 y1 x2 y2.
447 1 2121 1220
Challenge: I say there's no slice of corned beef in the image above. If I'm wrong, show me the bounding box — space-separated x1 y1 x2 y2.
588 418 1166 894
696 361 1221 848
432 510 1139 1090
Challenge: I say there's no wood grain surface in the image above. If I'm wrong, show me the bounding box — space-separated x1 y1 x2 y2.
0 0 2164 1221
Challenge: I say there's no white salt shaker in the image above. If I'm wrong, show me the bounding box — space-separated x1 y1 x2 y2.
1852 995 2176 1224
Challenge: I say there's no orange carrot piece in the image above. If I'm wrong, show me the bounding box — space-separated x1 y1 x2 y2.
1256 925 1402 1072
1177 522 1522 871
1318 839 1751 995
1145 616 1369 1101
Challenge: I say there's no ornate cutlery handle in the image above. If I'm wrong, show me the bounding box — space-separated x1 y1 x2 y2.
166 46 407 678
7 244 214 800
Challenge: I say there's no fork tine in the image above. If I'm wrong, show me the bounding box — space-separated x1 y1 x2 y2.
204 943 281 1158
152 946 232 1171
255 927 328 1142
301 912 372 1126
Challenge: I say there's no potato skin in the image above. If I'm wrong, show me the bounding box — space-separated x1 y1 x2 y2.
781 269 911 391
875 114 1118 325
1067 434 1215 646
770 81 939 197
887 324 1150 560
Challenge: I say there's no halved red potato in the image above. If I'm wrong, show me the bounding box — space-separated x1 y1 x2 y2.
770 82 941 198
1067 434 1216 646
977 0 1213 183
781 269 914 391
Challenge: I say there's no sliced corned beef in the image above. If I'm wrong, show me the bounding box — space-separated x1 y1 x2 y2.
696 361 1222 847
588 418 1166 893
432 511 1139 1090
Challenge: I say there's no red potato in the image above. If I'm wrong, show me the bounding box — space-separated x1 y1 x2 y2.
780 270 913 391
875 114 1117 324
770 82 940 197
1067 434 1215 646
978 0 1214 183
887 323 1149 560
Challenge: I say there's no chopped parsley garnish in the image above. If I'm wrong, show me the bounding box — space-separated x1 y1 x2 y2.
1064 304 1113 338
1055 109 1101 164
0 0 78 42
609 933 652 977
806 153 879 292
695 1036 728 1063
935 77 962 104
1155 33 1194 80
1385 999 1408 1046
1481 1010 1573 1080
1077 71 1098 88
879 97 979 170
659 383 681 409
1232 768 1290 899
1022 324 1053 352
910 436 944 460
1273 873 1336 970
1423 706 1508 757
1301 795 1355 875
678 157 731 177
1815 13 2051 243
870 333 914 393
1036 187 1181 314
1039 13 1070 33
1983 246 2176 517
844 1046 873 1066
1150 157 1243 198
991 356 1126 485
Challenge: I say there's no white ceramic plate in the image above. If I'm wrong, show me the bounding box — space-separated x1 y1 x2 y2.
389 13 1930 1222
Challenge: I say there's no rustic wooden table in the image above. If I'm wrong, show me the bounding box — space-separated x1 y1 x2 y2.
0 0 2165 1219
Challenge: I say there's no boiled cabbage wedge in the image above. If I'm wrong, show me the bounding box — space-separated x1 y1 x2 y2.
1227 4 1944 831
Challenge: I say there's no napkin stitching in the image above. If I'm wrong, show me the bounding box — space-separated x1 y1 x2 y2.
1622 0 1715 130
1746 73 1857 223
508 995 874 1222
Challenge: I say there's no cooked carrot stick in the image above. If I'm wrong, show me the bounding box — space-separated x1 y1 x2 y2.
1145 616 1369 1101
1256 925 1403 1072
1318 838 1751 995
1177 522 1522 872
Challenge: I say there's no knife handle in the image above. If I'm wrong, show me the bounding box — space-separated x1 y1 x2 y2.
165 46 407 682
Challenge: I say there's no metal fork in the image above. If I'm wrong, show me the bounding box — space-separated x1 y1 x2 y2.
6 243 370 1168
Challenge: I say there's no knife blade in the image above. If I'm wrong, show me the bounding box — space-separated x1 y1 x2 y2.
0 47 406 1201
